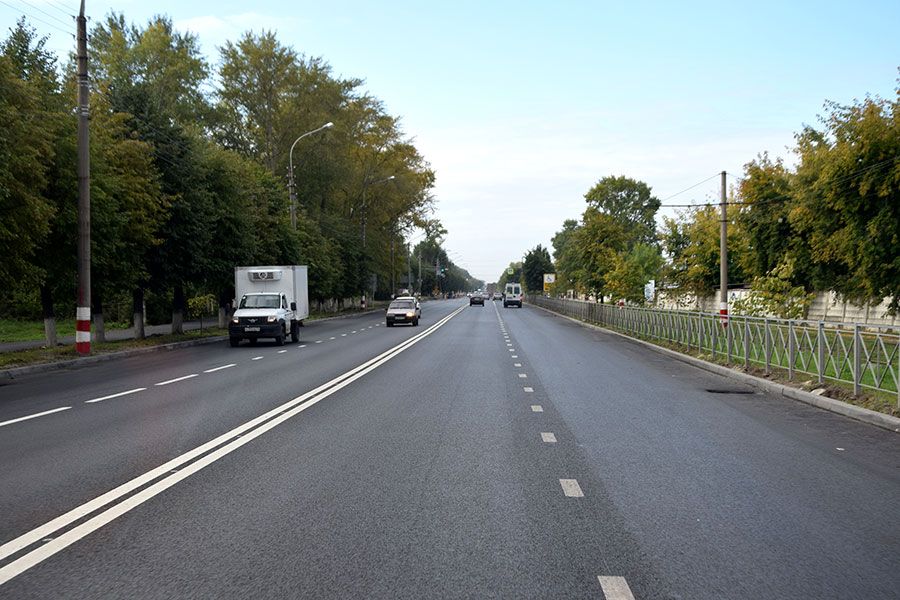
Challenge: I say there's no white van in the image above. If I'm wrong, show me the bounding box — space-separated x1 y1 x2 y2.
503 282 522 308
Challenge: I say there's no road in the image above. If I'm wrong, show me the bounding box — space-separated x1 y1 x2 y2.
0 299 897 599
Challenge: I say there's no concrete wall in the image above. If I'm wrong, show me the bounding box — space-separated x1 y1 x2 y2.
655 290 897 327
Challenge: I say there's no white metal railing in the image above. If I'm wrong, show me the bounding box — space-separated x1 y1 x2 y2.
528 295 900 406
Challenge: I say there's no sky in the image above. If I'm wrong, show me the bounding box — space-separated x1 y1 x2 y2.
2 1 899 283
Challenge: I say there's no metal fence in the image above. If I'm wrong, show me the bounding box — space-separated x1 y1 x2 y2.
528 295 900 405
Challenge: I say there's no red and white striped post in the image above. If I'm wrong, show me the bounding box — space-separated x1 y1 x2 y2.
76 306 91 354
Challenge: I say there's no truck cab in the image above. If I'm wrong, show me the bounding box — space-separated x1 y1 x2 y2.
230 292 295 346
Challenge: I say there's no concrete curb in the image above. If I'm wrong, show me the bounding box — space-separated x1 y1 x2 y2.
0 335 228 380
0 308 391 380
530 304 900 433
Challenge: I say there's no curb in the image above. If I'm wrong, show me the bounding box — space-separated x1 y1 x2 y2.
0 335 228 380
530 304 900 433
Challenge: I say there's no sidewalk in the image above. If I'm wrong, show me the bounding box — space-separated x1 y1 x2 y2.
0 319 218 353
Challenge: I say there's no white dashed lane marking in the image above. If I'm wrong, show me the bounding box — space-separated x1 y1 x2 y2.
512 355 518 358
508 349 514 352
329 337 336 340
203 364 236 373
154 374 198 386
531 405 543 412
518 373 527 378
559 479 584 497
597 576 636 600
252 356 264 360
541 432 557 443
299 345 307 348
341 334 347 337
277 350 287 354
0 407 72 428
315 341 323 344
514 363 522 367
524 387 534 392
85 388 146 404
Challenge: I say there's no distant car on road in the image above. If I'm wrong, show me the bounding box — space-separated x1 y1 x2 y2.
492 292 502 301
386 298 420 326
469 293 484 306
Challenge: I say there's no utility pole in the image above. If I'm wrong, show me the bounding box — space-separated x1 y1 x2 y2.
719 170 728 326
407 243 412 295
75 0 91 356
417 252 421 294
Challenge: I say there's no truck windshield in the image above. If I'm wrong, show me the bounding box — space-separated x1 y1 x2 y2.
239 294 280 309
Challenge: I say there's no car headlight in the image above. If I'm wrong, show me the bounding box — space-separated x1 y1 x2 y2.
231 317 239 324
406 312 414 317
267 315 277 323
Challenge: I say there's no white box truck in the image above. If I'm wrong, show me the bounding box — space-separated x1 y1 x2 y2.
229 266 309 347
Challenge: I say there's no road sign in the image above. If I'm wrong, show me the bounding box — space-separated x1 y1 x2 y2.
543 273 556 292
507 267 514 275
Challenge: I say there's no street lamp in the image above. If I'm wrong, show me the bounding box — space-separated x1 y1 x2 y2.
288 121 333 229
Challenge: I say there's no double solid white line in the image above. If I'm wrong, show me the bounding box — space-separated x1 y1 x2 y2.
0 304 466 586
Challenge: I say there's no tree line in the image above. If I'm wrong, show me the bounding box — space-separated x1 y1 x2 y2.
509 86 898 317
0 15 470 340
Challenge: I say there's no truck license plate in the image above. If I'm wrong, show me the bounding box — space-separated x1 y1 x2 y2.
244 326 260 332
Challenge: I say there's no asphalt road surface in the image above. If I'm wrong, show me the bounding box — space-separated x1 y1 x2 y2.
1 299 897 599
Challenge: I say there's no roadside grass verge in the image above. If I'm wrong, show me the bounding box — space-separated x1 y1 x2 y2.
0 328 227 370
0 318 130 343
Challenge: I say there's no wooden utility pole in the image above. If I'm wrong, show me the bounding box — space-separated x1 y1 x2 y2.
75 0 91 355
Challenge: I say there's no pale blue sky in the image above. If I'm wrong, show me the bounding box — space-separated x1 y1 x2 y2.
3 1 898 281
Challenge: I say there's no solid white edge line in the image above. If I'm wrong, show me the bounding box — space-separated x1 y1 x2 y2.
597 576 636 600
202 364 236 374
85 388 147 404
559 478 584 497
0 407 72 428
0 304 467 580
154 374 198 386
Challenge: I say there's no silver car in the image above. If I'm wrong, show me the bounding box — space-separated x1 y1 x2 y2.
386 297 421 327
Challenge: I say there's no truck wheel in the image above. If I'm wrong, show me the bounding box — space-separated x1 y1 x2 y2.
229 337 240 347
275 325 285 346
290 322 300 343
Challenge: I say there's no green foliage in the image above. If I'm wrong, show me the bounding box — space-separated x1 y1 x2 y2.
662 205 750 298
606 244 663 304
730 259 815 319
0 21 56 290
523 245 553 292
584 175 661 248
790 95 899 313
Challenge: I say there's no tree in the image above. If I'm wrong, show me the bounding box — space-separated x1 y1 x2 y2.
523 245 553 292
737 154 797 280
664 205 750 300
0 47 54 286
569 208 627 299
606 243 663 304
584 175 661 248
790 94 899 313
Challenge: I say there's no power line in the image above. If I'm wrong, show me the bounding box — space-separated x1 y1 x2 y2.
16 0 74 29
0 0 74 36
36 0 74 19
659 173 720 202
